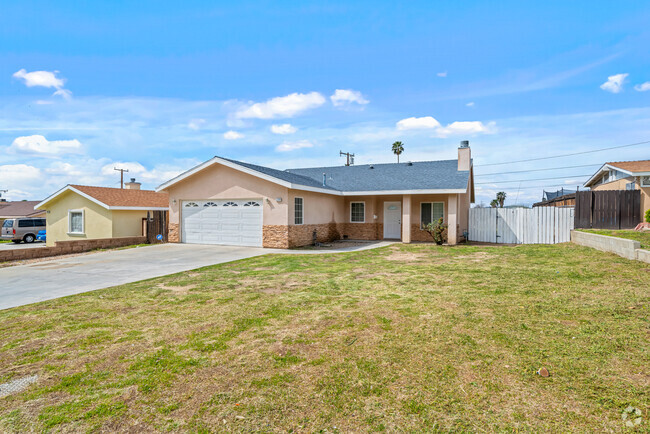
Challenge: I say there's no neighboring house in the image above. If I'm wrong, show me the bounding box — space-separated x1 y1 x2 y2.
583 160 650 216
532 188 576 208
156 141 474 248
0 200 45 227
35 182 168 247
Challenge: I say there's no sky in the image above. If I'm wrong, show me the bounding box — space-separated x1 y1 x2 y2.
1 1 650 206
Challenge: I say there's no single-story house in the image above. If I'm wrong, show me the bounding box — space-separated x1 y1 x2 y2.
35 182 169 247
584 160 650 216
0 200 45 227
156 141 474 248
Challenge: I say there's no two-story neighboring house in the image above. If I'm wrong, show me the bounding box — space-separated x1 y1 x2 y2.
583 160 650 217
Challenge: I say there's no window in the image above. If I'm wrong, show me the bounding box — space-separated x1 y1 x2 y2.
626 182 636 190
223 201 238 207
184 202 199 207
18 219 34 228
420 202 444 228
34 219 46 227
294 197 303 225
204 201 218 207
244 201 260 207
641 176 650 187
2 220 13 228
350 202 365 223
68 210 84 234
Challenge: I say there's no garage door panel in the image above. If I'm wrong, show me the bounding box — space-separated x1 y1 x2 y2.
181 199 262 247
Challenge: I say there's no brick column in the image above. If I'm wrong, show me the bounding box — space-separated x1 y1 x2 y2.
402 195 411 243
447 194 458 245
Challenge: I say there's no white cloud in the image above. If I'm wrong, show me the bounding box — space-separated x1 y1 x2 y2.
396 116 441 130
435 121 496 137
223 130 243 140
101 161 146 176
270 123 297 135
330 89 369 107
235 92 326 119
466 102 475 107
275 140 314 152
10 135 82 155
53 89 72 100
600 73 628 93
13 69 65 89
0 164 42 184
634 81 650 92
188 118 206 130
437 71 447 77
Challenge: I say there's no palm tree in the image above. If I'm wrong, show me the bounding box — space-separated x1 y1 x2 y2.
490 199 498 208
496 191 507 208
391 141 404 163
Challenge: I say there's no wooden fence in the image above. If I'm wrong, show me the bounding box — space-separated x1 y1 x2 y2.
468 207 574 244
146 210 168 244
574 190 641 229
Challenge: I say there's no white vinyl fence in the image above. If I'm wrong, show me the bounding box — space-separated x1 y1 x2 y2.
468 207 574 244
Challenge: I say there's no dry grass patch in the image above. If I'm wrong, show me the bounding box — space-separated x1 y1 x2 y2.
0 243 648 432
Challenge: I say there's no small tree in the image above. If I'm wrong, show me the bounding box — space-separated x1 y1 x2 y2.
496 191 507 208
423 217 447 245
391 141 404 163
490 199 498 208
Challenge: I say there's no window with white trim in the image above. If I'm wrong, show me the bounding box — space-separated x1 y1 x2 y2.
641 176 650 187
350 202 365 223
294 197 303 225
420 202 444 228
68 210 84 234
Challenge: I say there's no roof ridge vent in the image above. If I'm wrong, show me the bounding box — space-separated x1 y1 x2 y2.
406 161 413 166
369 165 374 169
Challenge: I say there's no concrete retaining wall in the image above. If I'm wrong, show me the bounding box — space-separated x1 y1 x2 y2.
636 248 650 264
570 230 647 262
0 236 147 263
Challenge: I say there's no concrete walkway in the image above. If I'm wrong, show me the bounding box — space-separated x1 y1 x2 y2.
0 241 393 310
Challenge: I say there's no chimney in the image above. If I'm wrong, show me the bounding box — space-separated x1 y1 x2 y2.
322 173 326 187
124 178 141 190
458 140 471 171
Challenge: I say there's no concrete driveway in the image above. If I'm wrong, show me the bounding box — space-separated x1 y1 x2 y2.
0 241 394 311
0 241 46 250
0 244 272 310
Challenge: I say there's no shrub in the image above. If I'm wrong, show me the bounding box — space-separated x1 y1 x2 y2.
645 208 650 223
423 218 448 245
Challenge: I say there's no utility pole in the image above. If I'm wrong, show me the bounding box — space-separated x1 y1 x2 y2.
339 151 355 166
114 167 129 189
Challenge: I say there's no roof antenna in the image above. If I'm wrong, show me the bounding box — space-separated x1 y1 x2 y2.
340 150 355 166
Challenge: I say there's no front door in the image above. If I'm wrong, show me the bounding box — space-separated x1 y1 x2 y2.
383 201 401 239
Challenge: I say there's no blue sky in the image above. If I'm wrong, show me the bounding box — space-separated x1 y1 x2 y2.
1 1 649 205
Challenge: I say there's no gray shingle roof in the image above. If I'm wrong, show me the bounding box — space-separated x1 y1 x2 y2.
220 157 470 192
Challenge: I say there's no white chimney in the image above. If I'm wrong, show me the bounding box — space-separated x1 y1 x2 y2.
124 178 141 190
458 140 471 171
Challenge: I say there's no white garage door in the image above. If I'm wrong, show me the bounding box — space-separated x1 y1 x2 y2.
181 199 263 247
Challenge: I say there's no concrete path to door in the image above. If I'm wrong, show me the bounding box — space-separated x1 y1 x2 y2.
0 241 394 310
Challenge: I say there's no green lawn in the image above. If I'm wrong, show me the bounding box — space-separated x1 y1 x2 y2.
580 229 650 249
0 243 647 432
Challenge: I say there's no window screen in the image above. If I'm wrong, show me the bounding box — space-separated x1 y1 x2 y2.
294 197 303 225
351 202 365 222
69 212 83 233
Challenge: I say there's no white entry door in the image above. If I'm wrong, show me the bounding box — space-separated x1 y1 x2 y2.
181 199 263 247
383 201 401 239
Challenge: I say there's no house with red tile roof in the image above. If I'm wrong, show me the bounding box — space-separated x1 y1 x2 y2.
35 181 168 246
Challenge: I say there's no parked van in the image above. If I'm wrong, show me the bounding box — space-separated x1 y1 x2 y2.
1 218 46 243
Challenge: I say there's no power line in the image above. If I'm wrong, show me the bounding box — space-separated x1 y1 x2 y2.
477 183 579 190
474 163 601 177
475 139 650 167
476 174 591 185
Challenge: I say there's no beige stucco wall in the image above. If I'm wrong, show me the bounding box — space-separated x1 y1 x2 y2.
591 176 650 218
164 164 290 230
288 190 345 225
112 210 147 238
42 190 113 246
